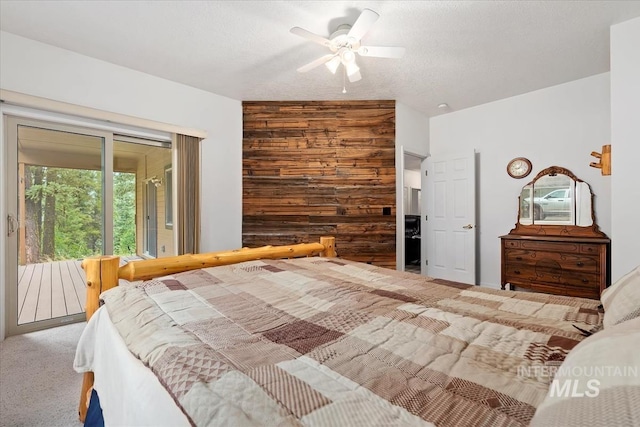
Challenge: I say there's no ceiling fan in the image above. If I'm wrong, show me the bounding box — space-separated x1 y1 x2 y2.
290 9 405 84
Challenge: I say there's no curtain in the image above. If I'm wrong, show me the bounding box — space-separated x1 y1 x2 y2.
176 134 201 254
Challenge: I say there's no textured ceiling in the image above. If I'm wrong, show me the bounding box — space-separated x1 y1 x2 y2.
1 1 640 117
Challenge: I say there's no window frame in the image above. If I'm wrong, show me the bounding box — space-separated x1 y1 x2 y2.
164 164 173 229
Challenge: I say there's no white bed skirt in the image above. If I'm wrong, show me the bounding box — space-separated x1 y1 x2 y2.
74 306 190 426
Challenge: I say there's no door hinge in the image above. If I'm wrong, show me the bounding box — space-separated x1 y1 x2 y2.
425 170 428 176
425 259 428 266
425 215 428 221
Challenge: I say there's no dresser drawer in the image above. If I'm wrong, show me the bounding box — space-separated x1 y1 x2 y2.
580 244 602 255
562 271 600 289
503 264 542 284
504 263 561 283
504 249 599 273
512 282 599 299
520 240 580 253
503 263 529 279
504 262 599 288
503 240 521 249
564 284 600 300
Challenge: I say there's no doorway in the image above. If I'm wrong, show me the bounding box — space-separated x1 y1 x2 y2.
4 116 172 336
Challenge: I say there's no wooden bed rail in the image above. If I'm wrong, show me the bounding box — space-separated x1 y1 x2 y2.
78 236 336 421
119 237 335 281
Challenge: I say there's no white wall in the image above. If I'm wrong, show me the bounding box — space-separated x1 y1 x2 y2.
403 169 422 218
395 102 429 270
0 32 243 339
404 169 421 189
611 17 640 281
430 73 611 288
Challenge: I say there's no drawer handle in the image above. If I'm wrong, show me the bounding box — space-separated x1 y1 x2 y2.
576 262 584 267
582 279 589 283
516 257 523 261
586 247 593 252
514 270 521 274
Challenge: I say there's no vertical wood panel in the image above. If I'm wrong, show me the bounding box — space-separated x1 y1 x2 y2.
242 101 396 268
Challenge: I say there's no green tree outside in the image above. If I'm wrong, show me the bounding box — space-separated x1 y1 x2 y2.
24 166 136 261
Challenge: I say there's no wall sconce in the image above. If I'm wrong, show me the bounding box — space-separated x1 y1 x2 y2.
589 144 611 176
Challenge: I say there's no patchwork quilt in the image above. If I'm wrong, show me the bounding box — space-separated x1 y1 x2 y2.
101 257 602 426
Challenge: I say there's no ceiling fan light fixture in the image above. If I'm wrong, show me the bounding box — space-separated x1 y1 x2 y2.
340 49 356 64
347 69 362 83
345 61 360 77
325 56 341 74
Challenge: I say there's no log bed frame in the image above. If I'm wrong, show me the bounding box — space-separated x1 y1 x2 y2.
77 236 336 421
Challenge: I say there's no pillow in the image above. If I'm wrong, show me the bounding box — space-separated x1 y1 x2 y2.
601 265 640 328
530 315 640 427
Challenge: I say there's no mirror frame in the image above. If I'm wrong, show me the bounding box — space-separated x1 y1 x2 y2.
509 166 607 238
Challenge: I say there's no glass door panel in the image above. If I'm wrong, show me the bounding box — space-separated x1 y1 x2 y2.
112 140 137 258
113 139 172 260
13 123 105 331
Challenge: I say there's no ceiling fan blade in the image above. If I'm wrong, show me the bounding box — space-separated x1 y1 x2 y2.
297 54 337 73
358 46 405 58
290 27 331 47
348 9 379 41
347 69 362 83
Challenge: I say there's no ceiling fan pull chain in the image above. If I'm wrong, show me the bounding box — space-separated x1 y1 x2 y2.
342 67 347 93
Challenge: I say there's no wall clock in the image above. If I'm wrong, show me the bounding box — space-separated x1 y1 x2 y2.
507 157 532 179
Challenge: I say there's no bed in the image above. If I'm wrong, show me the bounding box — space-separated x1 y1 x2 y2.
74 237 640 426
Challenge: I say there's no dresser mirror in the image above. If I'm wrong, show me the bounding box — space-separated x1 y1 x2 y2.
518 171 593 226
512 166 605 238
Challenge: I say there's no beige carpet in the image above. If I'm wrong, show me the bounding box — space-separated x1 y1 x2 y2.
0 322 86 427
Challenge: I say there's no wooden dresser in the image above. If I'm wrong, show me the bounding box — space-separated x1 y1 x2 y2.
501 166 610 300
500 234 610 299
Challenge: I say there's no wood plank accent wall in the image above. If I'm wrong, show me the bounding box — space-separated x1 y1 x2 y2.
242 100 396 268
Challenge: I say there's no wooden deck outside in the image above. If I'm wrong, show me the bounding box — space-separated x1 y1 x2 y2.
17 256 140 325
17 259 86 324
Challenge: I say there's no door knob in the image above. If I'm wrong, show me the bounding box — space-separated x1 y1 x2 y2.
462 224 474 229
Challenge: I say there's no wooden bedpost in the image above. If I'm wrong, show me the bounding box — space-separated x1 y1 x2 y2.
320 236 336 257
83 255 120 319
78 255 120 422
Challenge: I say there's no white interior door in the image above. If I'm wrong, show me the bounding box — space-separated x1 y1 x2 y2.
425 151 476 284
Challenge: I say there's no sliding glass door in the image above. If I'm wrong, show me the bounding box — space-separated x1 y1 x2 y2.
4 117 172 336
